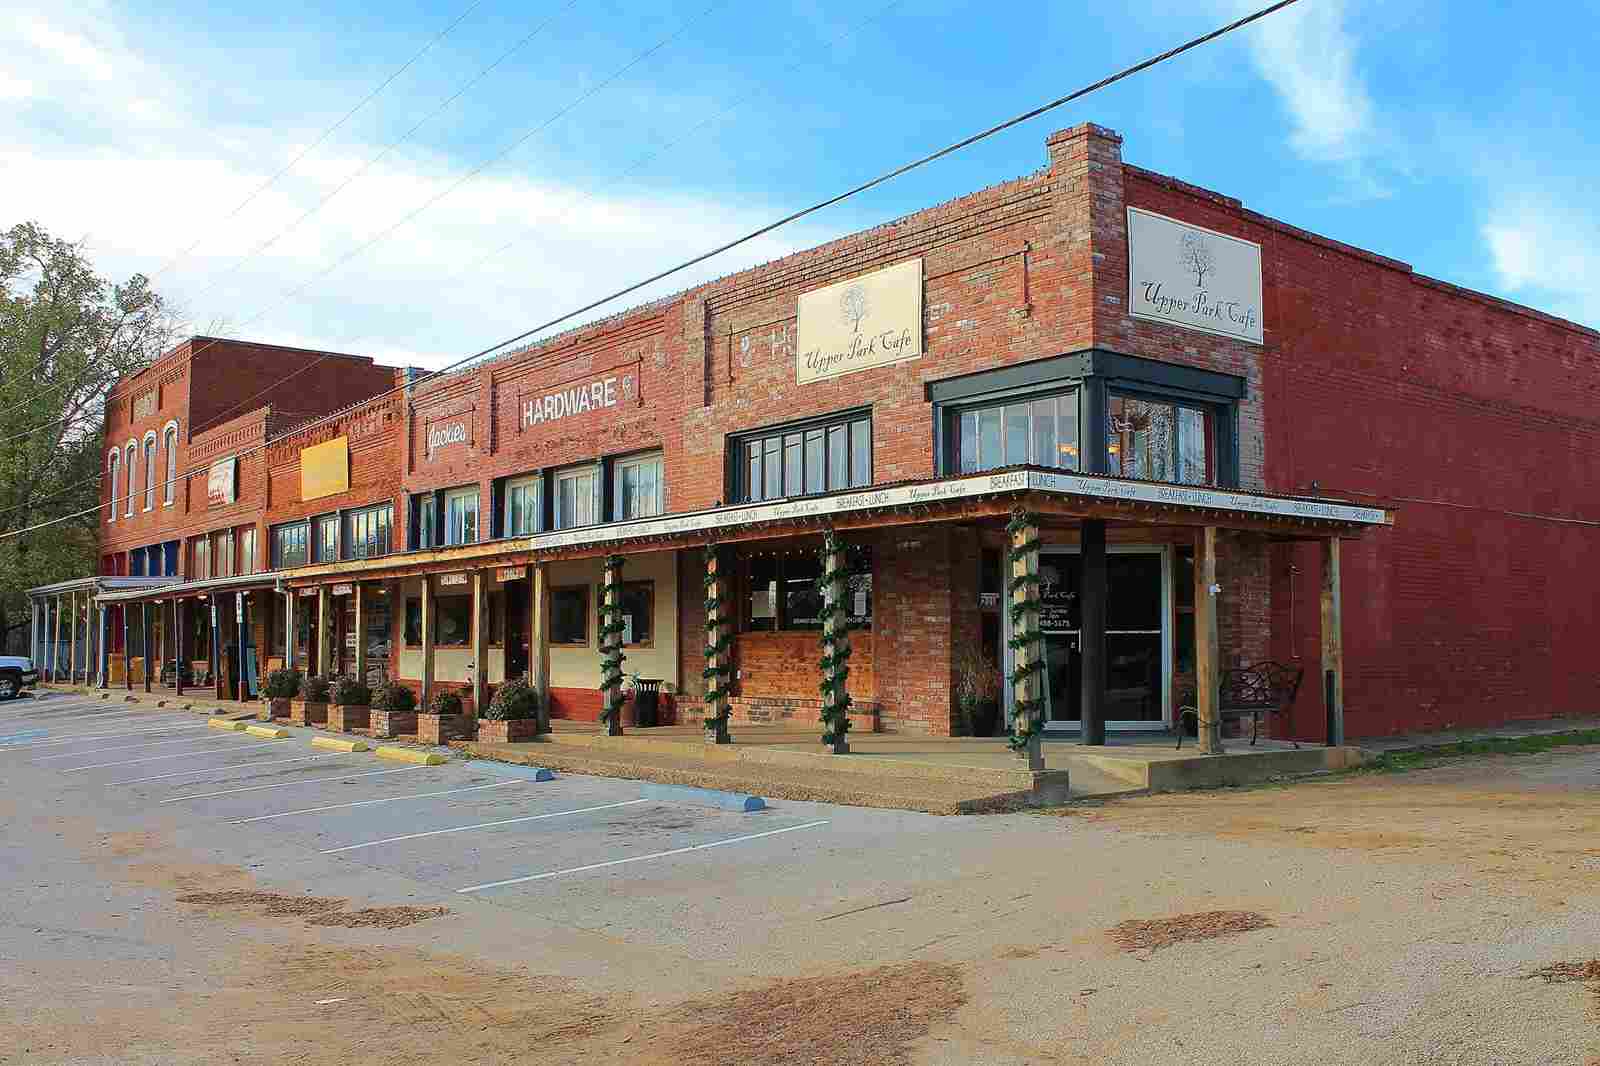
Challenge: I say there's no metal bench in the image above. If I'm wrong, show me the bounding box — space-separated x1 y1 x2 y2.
1177 662 1304 749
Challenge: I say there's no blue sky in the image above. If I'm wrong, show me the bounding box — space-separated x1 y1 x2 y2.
3 0 1598 368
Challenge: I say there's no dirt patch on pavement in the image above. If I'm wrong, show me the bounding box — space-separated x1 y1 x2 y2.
1528 960 1600 984
1108 911 1272 953
177 889 347 917
652 961 966 1066
306 905 450 930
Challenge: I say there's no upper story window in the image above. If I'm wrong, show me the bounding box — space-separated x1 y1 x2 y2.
554 466 599 530
1107 394 1213 486
314 514 340 562
345 503 393 560
124 443 136 517
106 450 120 523
505 475 541 536
162 423 178 505
613 452 663 521
271 520 310 569
444 486 479 545
192 535 211 580
142 433 157 511
215 529 235 578
954 389 1080 474
240 527 257 574
733 410 871 504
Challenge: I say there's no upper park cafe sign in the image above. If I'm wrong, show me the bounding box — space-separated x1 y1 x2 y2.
1127 207 1264 345
796 258 923 384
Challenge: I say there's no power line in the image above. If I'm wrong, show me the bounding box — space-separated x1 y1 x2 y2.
0 0 907 521
1 0 1299 542
151 0 488 284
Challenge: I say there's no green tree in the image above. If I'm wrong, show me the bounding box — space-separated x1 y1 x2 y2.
0 222 175 653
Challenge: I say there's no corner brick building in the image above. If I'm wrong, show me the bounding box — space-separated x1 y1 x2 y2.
32 123 1600 747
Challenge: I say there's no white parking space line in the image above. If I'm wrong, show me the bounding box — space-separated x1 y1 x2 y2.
0 708 152 724
33 734 246 761
234 780 522 824
321 798 650 854
112 753 347 785
160 765 427 802
0 724 203 749
60 739 275 772
455 820 831 893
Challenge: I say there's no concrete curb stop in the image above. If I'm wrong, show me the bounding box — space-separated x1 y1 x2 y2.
473 761 556 783
376 746 446 765
312 736 369 753
208 718 246 732
245 725 290 739
640 781 767 812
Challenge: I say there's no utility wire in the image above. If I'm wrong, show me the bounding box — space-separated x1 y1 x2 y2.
0 0 906 521
0 0 1299 542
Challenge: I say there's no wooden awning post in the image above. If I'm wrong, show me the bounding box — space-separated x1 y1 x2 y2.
1080 518 1108 746
528 562 551 733
283 592 296 670
52 593 63 682
599 555 626 737
235 593 247 701
420 576 435 710
142 600 154 695
316 586 332 678
174 596 184 697
471 571 487 716
98 603 109 689
1321 537 1345 746
819 533 852 754
353 583 368 685
1195 527 1222 754
70 591 82 685
122 605 132 692
702 547 732 744
1009 511 1045 770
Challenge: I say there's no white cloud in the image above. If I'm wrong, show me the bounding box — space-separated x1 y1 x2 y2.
14 15 117 82
1483 196 1600 327
1234 0 1374 164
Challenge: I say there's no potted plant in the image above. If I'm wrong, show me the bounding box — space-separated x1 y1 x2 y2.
289 673 331 726
418 689 468 744
261 667 301 721
370 680 418 739
328 676 372 733
478 677 542 743
954 645 1001 738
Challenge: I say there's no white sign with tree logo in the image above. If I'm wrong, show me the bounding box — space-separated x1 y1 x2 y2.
796 258 923 384
1127 207 1263 344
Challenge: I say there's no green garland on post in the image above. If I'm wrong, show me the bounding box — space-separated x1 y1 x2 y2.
598 555 627 736
701 546 733 742
815 530 853 752
1005 509 1044 753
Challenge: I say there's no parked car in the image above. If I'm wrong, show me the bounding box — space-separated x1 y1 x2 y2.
0 655 40 700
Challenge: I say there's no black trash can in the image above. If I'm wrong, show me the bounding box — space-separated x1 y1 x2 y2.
631 677 662 728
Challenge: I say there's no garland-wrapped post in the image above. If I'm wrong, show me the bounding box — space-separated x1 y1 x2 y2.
598 555 627 737
816 530 852 754
1006 509 1045 769
702 545 733 744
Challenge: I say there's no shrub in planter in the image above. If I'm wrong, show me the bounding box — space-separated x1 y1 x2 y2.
478 677 542 742
299 673 331 703
417 689 468 744
427 690 464 718
370 680 418 739
289 672 331 726
262 668 301 719
327 676 372 733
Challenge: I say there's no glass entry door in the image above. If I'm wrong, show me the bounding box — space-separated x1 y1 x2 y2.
1017 545 1170 733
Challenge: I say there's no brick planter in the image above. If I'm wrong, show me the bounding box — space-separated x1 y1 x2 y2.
328 704 370 732
265 697 292 719
477 718 541 744
370 709 417 739
288 700 328 726
418 712 473 745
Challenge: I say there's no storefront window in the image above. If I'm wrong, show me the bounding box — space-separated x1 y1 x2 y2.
272 521 309 569
744 547 872 632
551 586 588 645
1107 395 1212 485
434 595 471 646
955 390 1079 473
735 412 871 503
609 581 653 646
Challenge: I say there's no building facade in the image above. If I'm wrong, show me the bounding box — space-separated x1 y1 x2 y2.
36 122 1600 743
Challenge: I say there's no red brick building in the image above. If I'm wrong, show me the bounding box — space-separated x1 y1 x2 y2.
43 122 1600 746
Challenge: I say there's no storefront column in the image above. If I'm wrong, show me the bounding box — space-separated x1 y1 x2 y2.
316 586 332 679
235 593 248 701
1009 513 1045 770
209 595 221 699
471 571 487 715
599 555 625 737
141 600 153 695
1080 518 1107 746
52 593 63 682
420 576 435 709
283 591 296 670
69 591 81 685
29 599 39 669
819 535 852 754
353 583 367 685
1321 537 1345 746
122 605 132 692
702 548 731 744
98 603 109 689
174 596 185 696
1194 526 1222 755
528 563 550 733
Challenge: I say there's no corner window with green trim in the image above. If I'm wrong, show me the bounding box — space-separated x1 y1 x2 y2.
732 410 870 504
1107 393 1214 485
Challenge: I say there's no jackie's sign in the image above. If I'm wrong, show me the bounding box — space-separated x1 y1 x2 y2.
521 374 635 430
425 421 468 456
796 258 923 384
1127 207 1263 344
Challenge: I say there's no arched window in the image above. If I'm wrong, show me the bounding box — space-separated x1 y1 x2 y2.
162 422 178 505
142 433 156 511
124 442 136 517
106 450 120 522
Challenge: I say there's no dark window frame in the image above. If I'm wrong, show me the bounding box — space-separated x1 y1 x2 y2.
551 584 589 646
727 407 873 504
271 519 311 569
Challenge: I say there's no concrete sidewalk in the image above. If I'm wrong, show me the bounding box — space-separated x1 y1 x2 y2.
1357 714 1600 754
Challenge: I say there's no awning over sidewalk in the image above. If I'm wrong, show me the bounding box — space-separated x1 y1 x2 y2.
92 570 283 605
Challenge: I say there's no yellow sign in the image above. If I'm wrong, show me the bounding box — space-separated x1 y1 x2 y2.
796 258 923 384
300 436 349 501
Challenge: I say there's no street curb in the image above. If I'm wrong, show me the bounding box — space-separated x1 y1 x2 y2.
312 736 369 753
640 781 767 812
376 746 446 765
245 725 290 739
208 718 246 732
472 761 556 783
